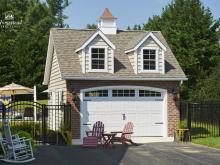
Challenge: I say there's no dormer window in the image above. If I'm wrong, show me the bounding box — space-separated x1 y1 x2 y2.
89 46 108 72
91 48 105 69
143 49 157 70
141 47 158 72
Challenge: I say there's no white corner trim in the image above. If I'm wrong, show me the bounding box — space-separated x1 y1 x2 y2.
43 32 54 85
111 48 114 74
163 90 168 137
162 50 165 74
134 50 138 74
75 30 116 53
125 32 167 53
82 49 86 73
140 47 160 73
88 46 108 72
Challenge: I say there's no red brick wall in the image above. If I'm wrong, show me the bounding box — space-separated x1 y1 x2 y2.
66 80 180 139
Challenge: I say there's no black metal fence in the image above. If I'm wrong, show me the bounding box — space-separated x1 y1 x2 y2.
0 101 72 145
180 101 220 139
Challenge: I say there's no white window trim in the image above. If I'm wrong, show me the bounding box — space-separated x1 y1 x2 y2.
82 85 166 100
141 47 159 73
88 46 108 72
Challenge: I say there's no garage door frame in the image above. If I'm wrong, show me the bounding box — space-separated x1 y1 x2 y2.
80 86 168 139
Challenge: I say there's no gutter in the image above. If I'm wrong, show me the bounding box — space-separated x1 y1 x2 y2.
62 76 188 81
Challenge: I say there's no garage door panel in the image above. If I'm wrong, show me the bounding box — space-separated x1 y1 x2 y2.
82 87 165 138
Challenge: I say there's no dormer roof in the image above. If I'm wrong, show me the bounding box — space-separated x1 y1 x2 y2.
125 32 167 53
75 29 116 52
100 8 117 19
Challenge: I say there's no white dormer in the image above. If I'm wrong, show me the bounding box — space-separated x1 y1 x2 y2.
98 8 117 35
75 30 115 74
125 32 167 74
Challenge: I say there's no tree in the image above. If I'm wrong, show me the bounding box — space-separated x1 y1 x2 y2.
0 0 69 92
127 26 131 30
47 0 69 27
144 0 220 99
86 24 97 29
191 62 220 101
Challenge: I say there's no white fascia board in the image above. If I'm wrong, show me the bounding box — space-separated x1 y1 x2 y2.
125 32 167 53
43 33 54 85
62 76 188 81
75 29 116 53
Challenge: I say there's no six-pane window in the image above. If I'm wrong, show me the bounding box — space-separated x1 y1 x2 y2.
139 90 161 97
85 90 108 97
91 48 105 69
112 89 135 97
143 49 156 70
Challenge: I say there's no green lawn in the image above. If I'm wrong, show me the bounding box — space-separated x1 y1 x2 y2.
37 99 48 105
192 137 220 149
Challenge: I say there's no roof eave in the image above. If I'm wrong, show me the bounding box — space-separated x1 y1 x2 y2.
62 76 188 81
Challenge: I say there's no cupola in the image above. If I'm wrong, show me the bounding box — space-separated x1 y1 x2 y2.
98 8 117 35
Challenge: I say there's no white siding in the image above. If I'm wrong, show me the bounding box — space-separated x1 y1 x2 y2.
48 50 67 105
127 52 135 70
47 50 66 130
137 37 164 74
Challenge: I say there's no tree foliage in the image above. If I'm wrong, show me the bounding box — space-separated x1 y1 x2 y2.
0 0 69 91
143 0 220 99
86 23 97 29
191 63 220 101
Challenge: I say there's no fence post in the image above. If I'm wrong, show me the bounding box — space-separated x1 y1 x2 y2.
2 103 6 120
1 104 6 132
187 103 191 130
219 103 220 137
69 104 72 132
42 104 47 145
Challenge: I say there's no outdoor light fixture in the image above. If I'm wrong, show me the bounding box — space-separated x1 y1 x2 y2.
171 87 178 101
168 87 178 101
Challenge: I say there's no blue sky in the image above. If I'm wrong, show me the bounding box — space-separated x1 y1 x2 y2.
64 0 220 30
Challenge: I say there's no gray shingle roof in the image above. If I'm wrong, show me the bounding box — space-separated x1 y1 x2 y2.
51 28 186 80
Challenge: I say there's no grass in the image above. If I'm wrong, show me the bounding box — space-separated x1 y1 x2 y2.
37 99 48 105
179 119 219 138
192 137 220 149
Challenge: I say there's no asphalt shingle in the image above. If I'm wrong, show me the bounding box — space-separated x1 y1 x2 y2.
50 28 186 79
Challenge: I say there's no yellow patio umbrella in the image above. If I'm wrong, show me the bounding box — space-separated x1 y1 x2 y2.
0 82 33 96
0 82 38 121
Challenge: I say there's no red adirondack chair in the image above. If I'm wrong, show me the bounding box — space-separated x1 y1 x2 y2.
83 121 104 147
111 122 137 145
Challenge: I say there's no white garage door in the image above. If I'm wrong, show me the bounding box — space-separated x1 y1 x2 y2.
81 87 166 138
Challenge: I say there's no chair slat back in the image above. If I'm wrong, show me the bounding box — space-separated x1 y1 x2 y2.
122 122 134 139
92 121 104 137
3 119 13 146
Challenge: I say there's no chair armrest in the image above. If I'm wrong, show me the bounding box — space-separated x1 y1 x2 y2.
122 132 133 135
111 131 123 134
86 131 93 136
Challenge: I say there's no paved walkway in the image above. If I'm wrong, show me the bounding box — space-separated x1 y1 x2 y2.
1 142 220 165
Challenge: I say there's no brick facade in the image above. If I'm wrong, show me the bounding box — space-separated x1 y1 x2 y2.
66 80 180 139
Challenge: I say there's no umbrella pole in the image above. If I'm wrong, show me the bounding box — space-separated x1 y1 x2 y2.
34 85 37 122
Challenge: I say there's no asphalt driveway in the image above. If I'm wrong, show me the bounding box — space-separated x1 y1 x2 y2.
1 142 220 165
